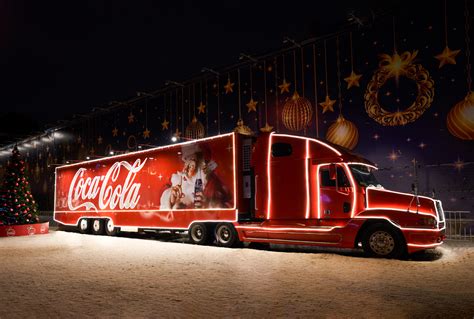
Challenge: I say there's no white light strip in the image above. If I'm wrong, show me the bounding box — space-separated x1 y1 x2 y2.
272 133 342 156
407 242 443 248
353 215 445 232
316 164 321 219
266 133 273 220
363 207 438 220
343 163 357 218
346 162 378 170
235 225 341 232
305 139 310 219
56 132 235 170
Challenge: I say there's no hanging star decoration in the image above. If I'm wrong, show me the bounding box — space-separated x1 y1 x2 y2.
435 46 461 68
143 128 151 139
379 50 418 82
161 118 169 130
173 128 182 139
246 98 258 112
128 112 135 123
112 127 118 137
224 78 234 94
278 79 291 94
319 95 336 113
453 157 464 172
344 71 362 89
260 122 273 132
97 136 103 145
387 150 399 162
197 101 206 114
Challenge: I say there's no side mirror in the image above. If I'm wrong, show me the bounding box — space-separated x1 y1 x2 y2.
329 164 336 180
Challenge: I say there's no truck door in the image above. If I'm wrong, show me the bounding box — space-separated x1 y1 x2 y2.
318 164 353 220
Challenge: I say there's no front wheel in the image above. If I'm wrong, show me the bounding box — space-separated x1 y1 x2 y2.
215 223 240 248
362 223 405 259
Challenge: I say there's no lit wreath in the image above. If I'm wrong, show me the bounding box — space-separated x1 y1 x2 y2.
364 51 435 126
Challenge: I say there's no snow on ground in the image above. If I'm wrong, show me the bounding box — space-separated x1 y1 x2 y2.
1 230 474 318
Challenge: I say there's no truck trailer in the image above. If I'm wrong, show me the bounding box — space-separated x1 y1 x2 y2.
54 132 446 258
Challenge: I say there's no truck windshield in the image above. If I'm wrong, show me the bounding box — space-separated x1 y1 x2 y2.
349 164 382 188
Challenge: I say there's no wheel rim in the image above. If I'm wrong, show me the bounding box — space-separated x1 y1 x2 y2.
191 225 204 241
80 219 88 230
369 230 395 256
93 220 101 232
218 226 231 244
107 220 114 232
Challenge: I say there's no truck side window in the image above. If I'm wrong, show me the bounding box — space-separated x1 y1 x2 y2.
320 168 336 187
336 166 350 187
271 143 292 157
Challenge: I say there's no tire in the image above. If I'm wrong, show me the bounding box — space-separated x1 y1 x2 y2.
189 223 211 245
91 219 105 235
362 223 406 259
78 218 91 234
105 218 119 236
215 223 240 248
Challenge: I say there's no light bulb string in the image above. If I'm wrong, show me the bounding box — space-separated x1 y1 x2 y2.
444 0 449 47
349 32 355 72
293 50 298 92
249 66 253 100
275 55 280 132
336 36 343 115
192 83 196 117
301 47 305 97
180 87 184 132
324 40 329 96
263 60 268 123
237 68 242 120
465 0 472 91
312 44 319 138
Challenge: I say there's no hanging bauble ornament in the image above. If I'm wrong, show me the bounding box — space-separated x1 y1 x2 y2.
281 92 313 131
185 116 205 139
234 119 254 136
447 91 474 140
325 114 359 150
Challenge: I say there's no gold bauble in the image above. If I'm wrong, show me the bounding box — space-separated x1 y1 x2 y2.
185 116 205 140
447 91 474 140
282 92 313 131
325 114 359 150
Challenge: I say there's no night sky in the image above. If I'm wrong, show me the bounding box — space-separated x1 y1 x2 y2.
0 0 473 212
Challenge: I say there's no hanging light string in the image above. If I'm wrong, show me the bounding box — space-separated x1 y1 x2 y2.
392 16 398 53
323 40 329 97
465 0 472 91
192 83 196 117
293 50 298 93
217 75 221 134
169 92 173 133
249 65 254 100
263 60 268 123
175 89 179 132
444 0 449 47
205 78 209 134
180 87 184 132
349 32 355 72
145 97 148 131
300 47 305 97
312 44 319 138
274 56 280 132
336 36 343 115
163 93 167 123
188 86 191 123
238 69 242 120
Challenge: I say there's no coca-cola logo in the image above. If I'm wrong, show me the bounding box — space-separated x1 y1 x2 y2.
6 227 15 236
68 158 147 212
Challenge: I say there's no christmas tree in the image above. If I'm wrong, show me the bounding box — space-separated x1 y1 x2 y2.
0 146 39 226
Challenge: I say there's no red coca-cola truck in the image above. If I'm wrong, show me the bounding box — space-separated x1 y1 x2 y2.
54 132 446 258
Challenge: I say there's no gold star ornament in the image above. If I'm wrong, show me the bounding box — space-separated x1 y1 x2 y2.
344 71 362 89
319 95 336 114
197 102 206 114
246 98 258 112
435 46 461 68
260 122 273 132
112 127 118 137
278 79 291 94
97 136 103 145
161 118 169 130
128 112 135 123
224 78 234 94
143 128 151 139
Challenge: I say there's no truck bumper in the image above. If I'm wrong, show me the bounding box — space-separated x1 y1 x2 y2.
403 228 446 254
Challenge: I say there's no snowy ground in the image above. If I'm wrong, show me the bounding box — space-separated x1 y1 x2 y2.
1 230 474 318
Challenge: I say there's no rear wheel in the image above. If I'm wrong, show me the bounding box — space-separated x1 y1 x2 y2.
189 223 211 245
105 219 119 236
215 223 240 247
92 219 105 235
78 218 91 234
362 223 405 259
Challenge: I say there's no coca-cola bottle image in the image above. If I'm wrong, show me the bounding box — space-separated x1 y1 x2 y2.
194 177 203 208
